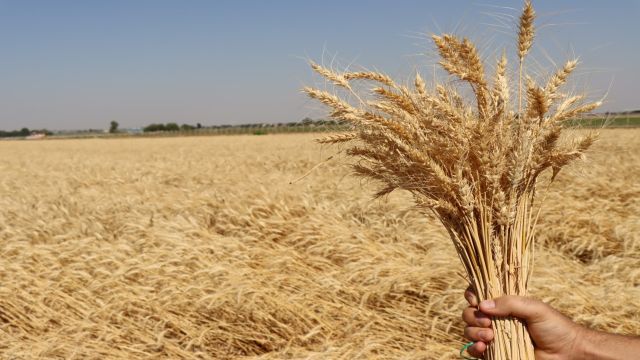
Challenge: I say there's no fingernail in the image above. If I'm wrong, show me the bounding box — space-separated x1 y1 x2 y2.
480 300 495 309
479 330 491 341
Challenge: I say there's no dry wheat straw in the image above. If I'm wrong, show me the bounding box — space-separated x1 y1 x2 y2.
305 1 601 359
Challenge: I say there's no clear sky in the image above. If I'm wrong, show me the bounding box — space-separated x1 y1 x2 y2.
0 0 638 131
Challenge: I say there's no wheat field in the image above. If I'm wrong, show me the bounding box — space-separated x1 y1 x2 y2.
0 130 638 359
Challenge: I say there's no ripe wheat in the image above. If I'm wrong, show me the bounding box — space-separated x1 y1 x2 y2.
305 1 600 358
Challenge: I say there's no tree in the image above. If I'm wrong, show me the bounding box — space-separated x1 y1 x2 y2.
143 123 166 132
165 122 180 131
181 124 195 131
196 123 202 129
109 121 119 133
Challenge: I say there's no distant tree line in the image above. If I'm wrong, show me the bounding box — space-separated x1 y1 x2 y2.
603 110 640 115
0 127 52 138
228 118 341 128
2 118 344 138
141 118 342 133
143 122 201 132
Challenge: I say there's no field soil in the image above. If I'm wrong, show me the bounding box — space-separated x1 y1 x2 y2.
1 130 638 359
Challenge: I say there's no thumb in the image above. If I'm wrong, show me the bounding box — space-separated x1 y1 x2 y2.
479 295 550 323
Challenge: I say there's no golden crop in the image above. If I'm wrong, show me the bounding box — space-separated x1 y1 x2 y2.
0 131 638 359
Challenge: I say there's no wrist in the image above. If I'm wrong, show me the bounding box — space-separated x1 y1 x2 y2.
573 327 618 360
570 325 594 360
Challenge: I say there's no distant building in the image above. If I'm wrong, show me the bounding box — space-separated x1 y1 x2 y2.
123 128 143 134
26 132 46 140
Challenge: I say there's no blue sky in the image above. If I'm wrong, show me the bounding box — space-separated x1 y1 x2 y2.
0 0 638 130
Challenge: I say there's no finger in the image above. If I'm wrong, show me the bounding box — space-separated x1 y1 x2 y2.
479 296 551 323
467 341 487 358
462 307 492 327
464 326 494 342
464 285 478 307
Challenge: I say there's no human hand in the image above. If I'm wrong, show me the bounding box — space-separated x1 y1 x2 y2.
462 287 584 360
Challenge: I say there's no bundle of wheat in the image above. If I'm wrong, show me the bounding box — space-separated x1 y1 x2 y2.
304 1 600 358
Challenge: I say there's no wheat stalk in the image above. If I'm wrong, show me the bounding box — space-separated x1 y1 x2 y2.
518 0 535 115
304 1 600 359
